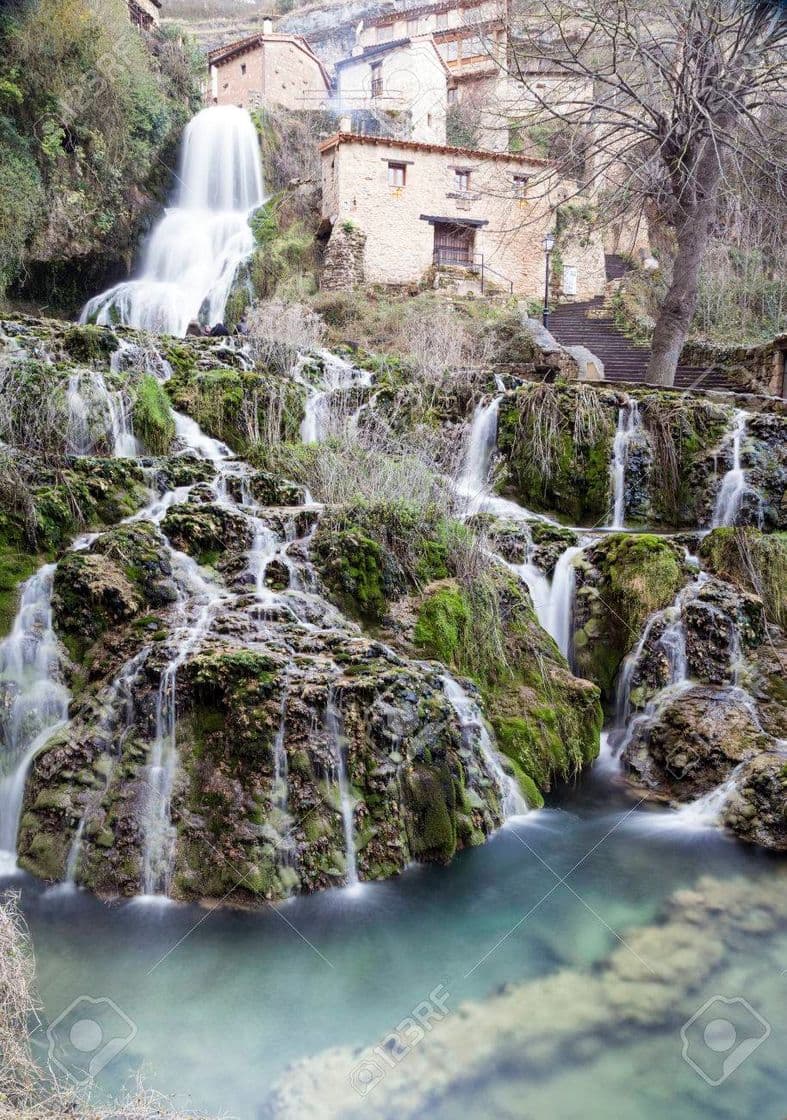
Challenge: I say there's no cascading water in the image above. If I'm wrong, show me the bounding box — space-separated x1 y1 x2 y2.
80 106 265 337
609 400 641 529
456 394 501 508
443 677 528 819
325 693 359 888
544 545 583 662
66 370 139 458
712 409 751 528
0 566 70 871
299 351 373 444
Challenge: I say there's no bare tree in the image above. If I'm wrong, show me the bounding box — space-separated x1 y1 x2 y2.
506 0 787 385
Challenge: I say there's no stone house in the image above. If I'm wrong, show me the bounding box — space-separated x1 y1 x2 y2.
335 37 450 145
320 130 604 298
208 20 332 111
128 0 160 32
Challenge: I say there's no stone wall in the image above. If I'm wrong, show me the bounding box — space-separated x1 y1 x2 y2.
320 133 586 299
322 223 367 290
210 37 330 111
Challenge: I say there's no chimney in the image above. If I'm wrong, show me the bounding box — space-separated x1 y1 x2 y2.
262 16 273 34
338 114 352 133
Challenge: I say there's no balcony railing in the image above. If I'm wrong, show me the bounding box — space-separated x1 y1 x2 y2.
433 249 513 294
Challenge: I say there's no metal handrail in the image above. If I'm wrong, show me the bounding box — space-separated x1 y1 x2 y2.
432 250 514 295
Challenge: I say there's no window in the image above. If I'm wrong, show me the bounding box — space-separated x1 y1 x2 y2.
407 18 419 35
462 36 486 59
513 174 530 198
436 11 450 29
454 169 471 191
388 162 407 187
447 86 458 105
371 61 383 98
439 39 459 62
376 25 394 43
240 63 247 75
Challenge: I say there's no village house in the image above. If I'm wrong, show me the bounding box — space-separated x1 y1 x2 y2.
335 37 450 145
319 130 606 298
128 0 160 32
208 20 332 111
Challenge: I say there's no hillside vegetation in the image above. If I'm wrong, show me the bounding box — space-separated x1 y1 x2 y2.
0 0 202 313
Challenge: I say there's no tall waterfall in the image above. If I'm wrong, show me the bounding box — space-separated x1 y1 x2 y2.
80 106 265 337
0 567 70 871
609 400 641 529
712 410 750 528
456 395 501 507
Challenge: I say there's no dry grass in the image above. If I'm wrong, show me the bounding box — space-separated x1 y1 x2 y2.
247 299 325 375
0 893 214 1120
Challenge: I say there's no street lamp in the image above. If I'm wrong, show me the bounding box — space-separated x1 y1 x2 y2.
542 231 556 330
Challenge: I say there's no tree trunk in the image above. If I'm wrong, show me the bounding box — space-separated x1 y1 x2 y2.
647 175 721 387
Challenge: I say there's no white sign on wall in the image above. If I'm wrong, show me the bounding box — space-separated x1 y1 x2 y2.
563 265 577 296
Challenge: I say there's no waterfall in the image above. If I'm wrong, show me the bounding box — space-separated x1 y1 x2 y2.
443 677 528 819
325 693 359 888
80 106 265 337
66 370 139 458
544 545 583 661
608 400 642 529
0 566 70 871
712 409 750 528
456 395 502 507
299 351 373 444
272 691 289 813
141 551 226 897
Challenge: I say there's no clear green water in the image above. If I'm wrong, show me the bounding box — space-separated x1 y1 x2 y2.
6 767 786 1119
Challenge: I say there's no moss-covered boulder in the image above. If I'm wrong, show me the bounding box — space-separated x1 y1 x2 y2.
723 754 787 851
53 521 176 661
62 324 119 365
497 382 617 524
698 527 787 627
312 501 458 625
132 374 175 455
161 502 252 565
573 534 686 699
622 685 771 802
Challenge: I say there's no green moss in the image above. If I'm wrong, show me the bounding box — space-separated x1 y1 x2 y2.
414 586 471 665
699 528 787 627
62 325 119 364
574 533 686 697
0 542 41 637
497 383 616 524
133 374 175 455
404 763 457 862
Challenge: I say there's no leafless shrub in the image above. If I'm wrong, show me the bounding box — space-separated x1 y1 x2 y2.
0 361 69 464
247 299 325 375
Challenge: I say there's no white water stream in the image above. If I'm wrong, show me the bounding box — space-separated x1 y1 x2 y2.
80 106 265 336
0 566 70 872
609 399 641 529
443 677 527 818
712 409 750 528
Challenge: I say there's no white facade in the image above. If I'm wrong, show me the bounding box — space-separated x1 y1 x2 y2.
335 38 449 145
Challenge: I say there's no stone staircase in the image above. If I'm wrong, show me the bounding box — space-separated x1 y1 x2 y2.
548 255 736 391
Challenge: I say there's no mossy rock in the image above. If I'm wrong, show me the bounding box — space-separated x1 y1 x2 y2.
161 502 251 563
133 374 176 455
62 324 119 364
573 533 686 698
497 382 617 524
698 527 787 628
404 762 457 862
